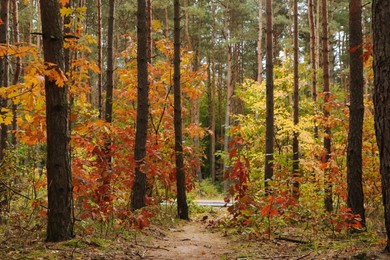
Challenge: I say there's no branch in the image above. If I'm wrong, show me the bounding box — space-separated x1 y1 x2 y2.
31 32 80 40
275 236 310 244
0 181 48 209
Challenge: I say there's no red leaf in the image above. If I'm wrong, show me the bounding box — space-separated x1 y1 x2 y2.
261 205 271 216
349 43 363 53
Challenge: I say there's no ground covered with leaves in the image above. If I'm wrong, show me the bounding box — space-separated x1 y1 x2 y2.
0 206 389 260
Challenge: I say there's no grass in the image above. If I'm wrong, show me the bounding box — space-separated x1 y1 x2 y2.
188 178 225 200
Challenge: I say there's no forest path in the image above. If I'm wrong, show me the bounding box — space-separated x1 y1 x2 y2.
144 220 235 259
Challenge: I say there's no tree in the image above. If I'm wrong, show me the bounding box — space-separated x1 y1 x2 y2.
257 0 263 83
373 0 390 252
210 0 216 182
223 2 233 190
40 0 73 242
347 0 365 227
97 0 103 118
174 0 189 220
0 0 9 161
102 0 115 206
131 0 150 211
11 0 21 146
308 0 319 138
264 0 274 191
292 0 299 198
322 0 333 212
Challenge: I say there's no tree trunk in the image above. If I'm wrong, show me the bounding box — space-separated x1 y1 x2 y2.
11 0 21 146
183 0 191 50
292 0 299 199
373 0 390 252
258 0 263 83
102 0 115 208
347 0 365 228
210 0 216 183
146 0 152 62
105 0 114 126
97 0 103 118
322 0 333 213
131 0 150 211
174 0 189 220
40 0 73 242
264 0 274 192
308 0 319 138
0 0 9 161
315 0 321 70
223 4 233 191
164 6 169 38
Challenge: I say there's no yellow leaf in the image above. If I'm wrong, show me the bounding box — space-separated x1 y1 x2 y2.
152 20 161 32
60 7 73 17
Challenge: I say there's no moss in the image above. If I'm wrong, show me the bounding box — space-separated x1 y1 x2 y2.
63 239 87 248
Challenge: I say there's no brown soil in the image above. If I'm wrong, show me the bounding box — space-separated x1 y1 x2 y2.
145 221 234 259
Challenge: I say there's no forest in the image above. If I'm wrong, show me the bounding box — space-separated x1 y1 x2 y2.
1 0 390 259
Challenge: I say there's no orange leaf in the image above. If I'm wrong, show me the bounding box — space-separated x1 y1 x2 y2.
60 0 70 6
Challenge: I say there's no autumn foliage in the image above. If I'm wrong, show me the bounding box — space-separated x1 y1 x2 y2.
0 6 206 233
0 2 384 246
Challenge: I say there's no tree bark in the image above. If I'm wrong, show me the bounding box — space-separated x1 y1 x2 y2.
347 0 365 228
258 0 263 83
97 0 103 118
102 0 115 207
373 0 390 252
308 0 319 138
322 0 333 213
210 0 216 183
40 0 73 242
105 0 114 126
174 0 189 220
131 0 150 211
183 0 191 50
146 0 152 62
292 0 300 199
264 0 274 192
0 0 9 161
223 4 233 191
11 0 21 146
164 6 169 38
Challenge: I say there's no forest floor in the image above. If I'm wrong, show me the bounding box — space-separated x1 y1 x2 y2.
1 207 390 259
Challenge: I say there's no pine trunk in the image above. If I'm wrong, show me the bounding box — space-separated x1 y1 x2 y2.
0 0 9 161
103 0 115 207
258 0 263 83
322 0 333 212
347 0 365 227
265 0 274 191
131 0 150 211
223 4 233 191
97 0 103 118
210 0 216 183
174 0 189 220
40 0 73 242
292 0 300 198
373 0 390 252
11 0 21 146
308 0 319 138
146 0 152 62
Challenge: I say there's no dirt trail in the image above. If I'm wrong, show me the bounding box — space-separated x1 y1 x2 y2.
145 221 234 260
